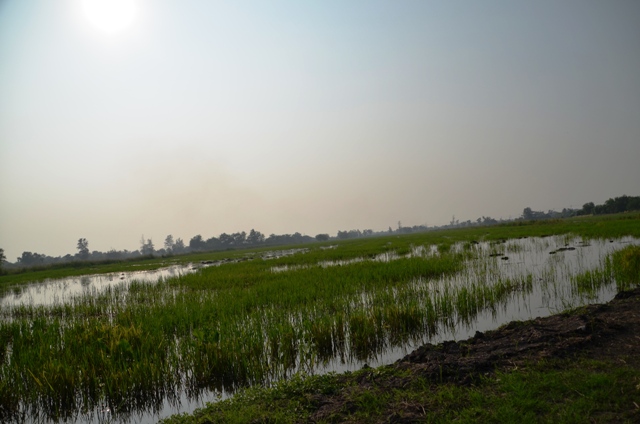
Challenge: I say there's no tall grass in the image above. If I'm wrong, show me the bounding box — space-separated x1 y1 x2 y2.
0 214 638 422
612 245 640 290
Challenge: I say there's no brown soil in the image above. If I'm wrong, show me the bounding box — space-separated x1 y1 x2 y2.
309 288 640 422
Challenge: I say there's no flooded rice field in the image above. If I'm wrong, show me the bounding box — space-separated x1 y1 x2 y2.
0 235 638 423
0 248 309 309
0 265 193 309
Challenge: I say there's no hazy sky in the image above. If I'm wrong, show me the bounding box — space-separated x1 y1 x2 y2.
1 0 639 261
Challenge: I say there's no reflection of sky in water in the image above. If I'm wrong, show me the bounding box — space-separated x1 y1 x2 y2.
266 235 640 380
0 248 309 309
445 236 636 331
2 236 639 423
0 264 196 308
317 235 640 373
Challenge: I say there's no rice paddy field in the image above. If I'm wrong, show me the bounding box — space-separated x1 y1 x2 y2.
1 214 639 423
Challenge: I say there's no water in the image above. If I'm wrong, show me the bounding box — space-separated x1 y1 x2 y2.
1 236 638 423
270 235 639 372
0 248 309 309
0 265 195 309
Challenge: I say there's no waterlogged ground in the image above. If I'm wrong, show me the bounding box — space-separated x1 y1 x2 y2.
162 287 640 423
0 248 308 309
0 234 638 423
282 235 639 371
0 265 193 309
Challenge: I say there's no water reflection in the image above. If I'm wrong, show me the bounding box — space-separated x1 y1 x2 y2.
0 248 312 309
0 264 193 308
1 236 638 423
313 235 639 371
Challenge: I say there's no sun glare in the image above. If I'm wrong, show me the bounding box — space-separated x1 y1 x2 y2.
81 0 138 35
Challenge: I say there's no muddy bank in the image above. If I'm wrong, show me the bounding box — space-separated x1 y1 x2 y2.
399 288 640 381
310 287 640 422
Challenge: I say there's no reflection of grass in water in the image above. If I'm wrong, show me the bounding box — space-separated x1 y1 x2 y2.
0 214 639 422
0 256 465 421
505 240 525 253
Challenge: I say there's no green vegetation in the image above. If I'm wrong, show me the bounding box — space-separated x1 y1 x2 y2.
0 248 5 273
613 245 640 288
0 213 638 422
576 194 640 216
0 247 276 289
2 212 639 289
160 358 640 423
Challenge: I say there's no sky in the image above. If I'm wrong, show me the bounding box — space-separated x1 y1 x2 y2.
1 0 639 261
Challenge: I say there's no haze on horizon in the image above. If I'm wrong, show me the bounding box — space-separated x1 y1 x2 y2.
1 0 639 262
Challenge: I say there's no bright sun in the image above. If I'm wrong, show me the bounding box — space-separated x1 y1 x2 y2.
82 0 138 35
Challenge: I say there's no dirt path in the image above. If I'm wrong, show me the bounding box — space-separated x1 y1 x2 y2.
309 288 640 422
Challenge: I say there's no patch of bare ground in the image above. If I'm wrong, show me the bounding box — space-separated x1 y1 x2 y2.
309 288 640 423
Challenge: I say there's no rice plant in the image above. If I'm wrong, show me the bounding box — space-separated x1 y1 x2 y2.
1 216 639 422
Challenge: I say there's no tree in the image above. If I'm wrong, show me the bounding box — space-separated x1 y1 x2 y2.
17 251 45 266
0 248 5 273
164 235 175 253
144 239 155 255
189 235 206 251
174 238 185 254
140 236 155 256
105 249 122 260
337 230 349 239
219 233 233 247
205 237 221 250
337 230 361 239
77 238 90 260
522 207 534 220
482 216 498 225
247 229 265 245
315 234 330 242
232 231 247 245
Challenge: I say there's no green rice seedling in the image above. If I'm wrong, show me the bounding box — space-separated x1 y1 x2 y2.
433 282 456 328
572 270 604 298
383 302 425 346
309 315 335 362
571 257 613 299
348 309 385 362
2 215 640 422
612 245 640 290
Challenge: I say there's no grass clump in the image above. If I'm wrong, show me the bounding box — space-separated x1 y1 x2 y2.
613 245 640 290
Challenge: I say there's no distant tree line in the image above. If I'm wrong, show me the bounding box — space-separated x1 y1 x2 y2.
574 195 640 216
336 229 374 239
334 216 508 240
520 207 577 221
184 230 313 253
3 194 638 269
3 229 315 269
0 218 524 268
521 195 640 221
